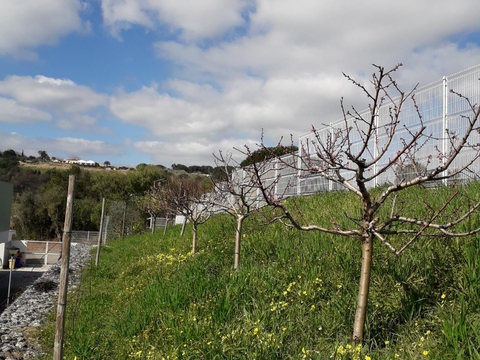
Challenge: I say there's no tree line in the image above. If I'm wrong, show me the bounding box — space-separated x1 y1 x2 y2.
0 150 218 240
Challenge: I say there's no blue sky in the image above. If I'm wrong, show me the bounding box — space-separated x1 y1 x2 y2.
1 0 480 167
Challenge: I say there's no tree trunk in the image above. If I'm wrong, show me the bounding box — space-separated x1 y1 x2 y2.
352 234 374 345
234 216 245 270
192 224 197 254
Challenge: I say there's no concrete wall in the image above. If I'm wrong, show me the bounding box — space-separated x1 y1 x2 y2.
0 231 18 268
0 181 13 235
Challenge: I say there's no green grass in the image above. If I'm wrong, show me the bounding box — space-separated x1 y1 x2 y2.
36 185 480 359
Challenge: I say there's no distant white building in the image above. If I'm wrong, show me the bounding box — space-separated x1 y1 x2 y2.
76 160 96 166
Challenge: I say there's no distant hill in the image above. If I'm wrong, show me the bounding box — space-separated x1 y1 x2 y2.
19 161 130 173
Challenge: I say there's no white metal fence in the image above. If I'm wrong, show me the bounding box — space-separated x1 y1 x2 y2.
250 64 480 198
70 231 100 244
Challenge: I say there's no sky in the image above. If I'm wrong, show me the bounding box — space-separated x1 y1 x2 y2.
1 0 480 168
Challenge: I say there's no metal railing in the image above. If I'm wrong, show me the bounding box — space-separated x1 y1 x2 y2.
295 64 480 194
217 65 480 208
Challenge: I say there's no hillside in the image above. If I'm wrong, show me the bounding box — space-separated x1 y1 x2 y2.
19 161 130 173
33 186 480 359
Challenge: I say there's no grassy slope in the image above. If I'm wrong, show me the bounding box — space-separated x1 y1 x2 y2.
37 185 480 359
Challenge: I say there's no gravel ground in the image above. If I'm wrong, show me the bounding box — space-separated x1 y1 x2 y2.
0 243 92 360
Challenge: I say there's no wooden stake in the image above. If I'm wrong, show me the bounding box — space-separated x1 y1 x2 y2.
95 197 106 266
53 175 75 360
163 216 168 235
121 199 127 240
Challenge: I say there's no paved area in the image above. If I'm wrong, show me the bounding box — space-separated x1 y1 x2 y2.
0 264 51 313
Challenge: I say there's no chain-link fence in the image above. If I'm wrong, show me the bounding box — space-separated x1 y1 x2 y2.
102 199 144 242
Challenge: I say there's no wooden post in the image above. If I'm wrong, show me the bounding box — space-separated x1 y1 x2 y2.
53 175 75 360
95 197 106 266
121 199 127 240
151 215 156 235
103 216 109 244
163 217 168 235
180 217 186 236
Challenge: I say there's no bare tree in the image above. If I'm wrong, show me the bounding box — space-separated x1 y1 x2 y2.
138 182 166 235
161 177 214 254
210 151 278 269
243 64 480 344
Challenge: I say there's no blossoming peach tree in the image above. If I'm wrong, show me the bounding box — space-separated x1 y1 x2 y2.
241 64 480 344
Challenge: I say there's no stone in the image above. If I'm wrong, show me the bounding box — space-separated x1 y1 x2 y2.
0 243 92 359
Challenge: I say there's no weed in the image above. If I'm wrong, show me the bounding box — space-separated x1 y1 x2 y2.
35 185 480 359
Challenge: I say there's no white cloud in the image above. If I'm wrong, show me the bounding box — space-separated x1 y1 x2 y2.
55 137 123 156
4 0 480 168
396 43 480 89
0 97 52 123
111 73 358 152
0 132 124 159
110 84 230 140
133 138 257 167
154 0 480 84
0 75 108 113
101 0 248 40
124 0 480 166
0 0 89 58
56 114 114 135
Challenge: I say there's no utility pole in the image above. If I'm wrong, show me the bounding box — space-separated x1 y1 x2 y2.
53 175 75 360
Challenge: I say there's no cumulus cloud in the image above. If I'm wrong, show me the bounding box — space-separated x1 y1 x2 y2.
0 0 89 58
115 0 480 166
110 83 229 140
0 131 124 159
101 0 248 40
56 114 114 134
4 0 480 168
0 97 52 123
111 73 360 152
133 137 257 167
55 137 124 155
0 75 107 113
154 0 480 83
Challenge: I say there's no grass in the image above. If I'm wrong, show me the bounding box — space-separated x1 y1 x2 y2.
35 185 480 359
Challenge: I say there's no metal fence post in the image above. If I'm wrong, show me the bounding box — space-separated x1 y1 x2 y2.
442 76 449 185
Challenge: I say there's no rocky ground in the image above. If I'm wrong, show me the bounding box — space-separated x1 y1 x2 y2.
0 243 92 360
